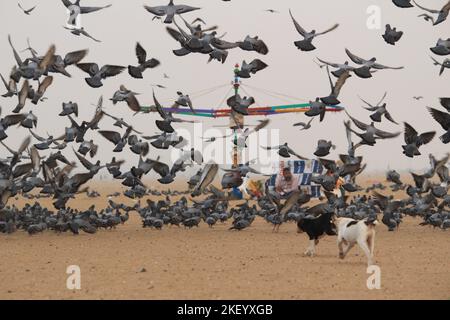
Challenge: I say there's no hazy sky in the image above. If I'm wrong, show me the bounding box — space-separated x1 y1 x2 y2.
0 0 449 176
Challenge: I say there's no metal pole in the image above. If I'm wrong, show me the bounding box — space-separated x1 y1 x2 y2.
231 64 241 168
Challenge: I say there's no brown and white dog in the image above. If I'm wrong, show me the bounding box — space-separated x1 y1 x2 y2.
336 217 378 266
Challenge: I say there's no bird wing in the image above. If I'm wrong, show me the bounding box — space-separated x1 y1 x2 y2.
87 108 104 129
428 107 450 130
0 73 9 90
413 1 440 14
371 62 404 70
73 148 94 170
64 49 88 66
439 98 450 112
80 5 112 14
384 111 399 125
18 79 29 106
126 93 141 112
39 45 56 71
345 48 367 65
61 0 73 8
153 161 170 178
0 140 17 155
288 147 308 160
316 23 339 36
102 111 119 122
279 191 302 218
252 119 270 132
403 122 418 144
418 131 436 145
98 131 121 145
289 9 307 37
166 27 185 44
411 172 426 188
135 42 147 64
37 76 53 95
210 37 240 50
437 165 449 183
374 127 401 139
100 65 125 78
0 114 19 132
29 129 46 142
372 191 388 210
144 5 167 16
316 58 340 68
332 70 351 96
8 35 23 67
376 92 388 106
76 63 99 77
345 111 369 130
153 91 168 120
261 145 280 150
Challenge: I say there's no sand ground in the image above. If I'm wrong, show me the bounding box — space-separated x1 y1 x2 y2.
0 179 449 300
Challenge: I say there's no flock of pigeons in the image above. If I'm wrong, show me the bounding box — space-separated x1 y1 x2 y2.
1 1 449 237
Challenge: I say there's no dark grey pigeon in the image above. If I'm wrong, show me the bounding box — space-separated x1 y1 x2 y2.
236 59 268 78
402 122 436 157
289 9 339 52
305 98 327 122
227 94 255 115
237 35 269 55
430 38 450 55
60 102 78 117
345 48 404 79
382 24 403 45
314 140 336 157
144 0 200 24
360 92 398 124
128 42 160 79
76 63 125 88
392 0 413 8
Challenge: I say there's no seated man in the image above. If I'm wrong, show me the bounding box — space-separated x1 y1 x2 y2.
275 167 300 197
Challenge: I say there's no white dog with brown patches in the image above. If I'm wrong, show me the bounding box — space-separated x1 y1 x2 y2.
336 217 378 266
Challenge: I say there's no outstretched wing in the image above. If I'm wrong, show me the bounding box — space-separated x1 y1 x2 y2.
412 1 440 14
76 63 99 77
135 42 147 64
372 62 404 70
345 111 369 130
372 191 389 210
73 148 94 171
61 0 73 9
289 9 307 37
403 122 418 144
98 130 121 145
64 49 88 66
374 128 401 139
144 5 167 16
345 48 367 65
80 4 112 14
428 107 450 131
100 65 125 78
316 23 339 36
316 58 340 68
152 90 168 120
29 129 46 142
